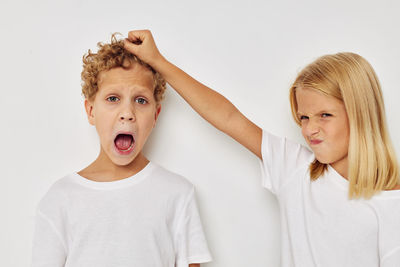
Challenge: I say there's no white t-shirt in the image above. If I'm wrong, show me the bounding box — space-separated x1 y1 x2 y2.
32 162 212 267
260 130 400 267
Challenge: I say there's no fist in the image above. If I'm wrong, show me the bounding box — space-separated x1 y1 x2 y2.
124 30 163 66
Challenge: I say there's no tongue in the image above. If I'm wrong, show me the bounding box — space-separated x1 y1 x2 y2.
115 134 133 150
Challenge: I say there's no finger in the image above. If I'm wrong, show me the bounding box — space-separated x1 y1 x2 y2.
127 31 141 42
128 38 142 45
123 39 139 54
127 30 150 43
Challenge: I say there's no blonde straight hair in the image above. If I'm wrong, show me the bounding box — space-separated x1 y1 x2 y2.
289 52 399 199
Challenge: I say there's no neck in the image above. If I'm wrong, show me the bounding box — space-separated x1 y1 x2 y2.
79 150 149 182
330 156 348 179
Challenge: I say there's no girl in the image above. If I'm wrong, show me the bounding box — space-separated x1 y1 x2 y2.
124 30 400 267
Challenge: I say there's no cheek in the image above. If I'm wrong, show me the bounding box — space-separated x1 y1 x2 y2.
333 120 350 142
340 131 350 151
137 111 157 135
94 110 114 142
95 124 111 145
329 124 350 154
300 125 308 140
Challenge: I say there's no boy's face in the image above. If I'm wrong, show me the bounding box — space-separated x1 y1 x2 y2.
84 64 161 167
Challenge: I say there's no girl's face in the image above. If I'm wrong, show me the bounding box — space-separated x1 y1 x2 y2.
296 87 350 178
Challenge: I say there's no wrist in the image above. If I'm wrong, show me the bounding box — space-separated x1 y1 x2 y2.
151 54 169 73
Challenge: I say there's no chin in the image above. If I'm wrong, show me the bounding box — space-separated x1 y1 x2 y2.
314 155 331 164
110 155 138 166
108 145 141 166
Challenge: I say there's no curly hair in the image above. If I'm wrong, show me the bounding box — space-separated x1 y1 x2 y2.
81 33 166 103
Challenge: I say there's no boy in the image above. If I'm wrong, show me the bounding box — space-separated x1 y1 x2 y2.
31 34 212 267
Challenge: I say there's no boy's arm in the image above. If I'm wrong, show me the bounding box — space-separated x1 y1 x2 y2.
124 30 262 159
31 210 67 267
189 264 200 267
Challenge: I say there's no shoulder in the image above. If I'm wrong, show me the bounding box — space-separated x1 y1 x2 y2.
369 194 400 260
259 130 314 194
37 173 76 213
368 193 400 234
261 130 314 163
370 192 400 210
148 163 197 211
44 173 78 196
149 162 195 194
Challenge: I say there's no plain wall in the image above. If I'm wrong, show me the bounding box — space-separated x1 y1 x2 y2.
1 0 400 266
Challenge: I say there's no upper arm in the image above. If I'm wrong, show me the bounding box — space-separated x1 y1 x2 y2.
174 189 212 266
32 210 67 267
189 264 200 267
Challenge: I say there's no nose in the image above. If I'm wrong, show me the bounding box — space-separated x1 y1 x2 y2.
119 104 135 122
303 118 320 137
120 115 134 121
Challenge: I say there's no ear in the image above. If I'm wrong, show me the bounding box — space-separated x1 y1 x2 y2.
84 99 95 125
153 104 162 126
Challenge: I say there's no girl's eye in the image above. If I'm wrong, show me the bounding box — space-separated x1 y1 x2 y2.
136 97 148 105
300 115 309 120
107 96 119 102
321 113 332 118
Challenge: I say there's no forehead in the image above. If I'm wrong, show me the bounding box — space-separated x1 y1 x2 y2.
296 87 345 114
98 64 154 94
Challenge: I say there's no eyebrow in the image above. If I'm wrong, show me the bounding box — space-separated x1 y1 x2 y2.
101 86 153 96
296 110 336 116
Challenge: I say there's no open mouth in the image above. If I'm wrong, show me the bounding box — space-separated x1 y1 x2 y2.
114 133 135 153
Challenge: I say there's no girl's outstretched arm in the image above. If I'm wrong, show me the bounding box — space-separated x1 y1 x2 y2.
124 30 262 159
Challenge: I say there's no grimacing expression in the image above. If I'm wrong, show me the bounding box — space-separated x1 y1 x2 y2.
85 64 160 166
296 87 350 172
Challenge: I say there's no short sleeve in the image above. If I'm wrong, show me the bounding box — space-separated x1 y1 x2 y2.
381 248 400 267
174 188 212 267
259 130 314 195
373 196 400 267
31 210 67 267
31 179 69 267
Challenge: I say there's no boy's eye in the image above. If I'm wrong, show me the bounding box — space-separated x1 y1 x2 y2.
135 97 148 105
107 96 119 102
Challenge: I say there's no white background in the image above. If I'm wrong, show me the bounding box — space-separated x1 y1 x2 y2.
1 0 400 266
